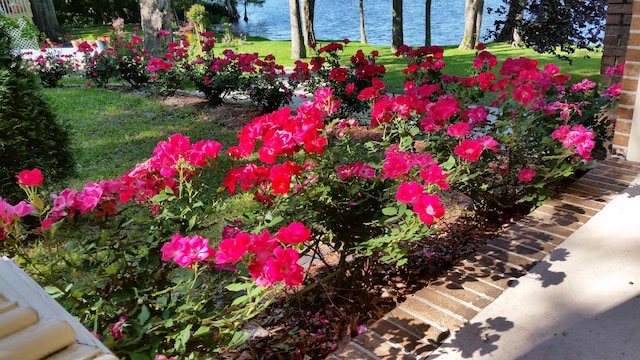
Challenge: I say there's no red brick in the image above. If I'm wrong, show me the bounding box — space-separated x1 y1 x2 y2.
555 192 607 211
527 211 584 230
616 106 634 120
489 236 550 260
542 199 597 217
367 319 436 355
381 308 448 343
592 170 637 185
613 132 630 147
442 271 504 299
564 184 616 202
622 61 640 78
412 286 479 320
501 227 565 246
455 260 514 290
620 90 637 105
571 179 625 197
602 158 640 172
508 220 574 240
477 245 540 269
469 253 527 278
423 281 493 309
352 331 418 360
331 343 379 360
622 76 640 91
627 33 640 48
581 173 631 190
397 297 465 331
608 14 623 25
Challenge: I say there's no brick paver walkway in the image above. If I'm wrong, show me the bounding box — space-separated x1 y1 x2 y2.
328 158 640 360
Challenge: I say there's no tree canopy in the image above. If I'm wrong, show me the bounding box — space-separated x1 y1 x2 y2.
488 0 607 62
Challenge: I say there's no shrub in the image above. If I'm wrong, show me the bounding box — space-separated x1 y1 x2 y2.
0 26 74 201
191 33 295 111
25 40 76 88
77 40 118 88
291 39 387 118
147 34 191 96
111 30 150 89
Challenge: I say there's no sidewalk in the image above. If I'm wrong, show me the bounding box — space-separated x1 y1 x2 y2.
329 158 640 360
427 160 640 359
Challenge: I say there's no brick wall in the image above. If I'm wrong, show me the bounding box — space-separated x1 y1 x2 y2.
606 0 637 157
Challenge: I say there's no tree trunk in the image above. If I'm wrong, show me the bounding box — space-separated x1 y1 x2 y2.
225 0 240 22
459 0 484 50
496 0 525 45
140 0 172 58
391 0 403 52
425 0 431 46
29 0 60 42
359 0 367 44
301 0 316 47
289 0 306 59
474 0 484 48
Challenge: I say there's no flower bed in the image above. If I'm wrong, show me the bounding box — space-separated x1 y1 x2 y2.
0 25 624 359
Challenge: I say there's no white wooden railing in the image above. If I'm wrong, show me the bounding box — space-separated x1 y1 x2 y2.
0 0 32 19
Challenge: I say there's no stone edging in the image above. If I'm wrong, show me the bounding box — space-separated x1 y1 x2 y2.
327 158 640 360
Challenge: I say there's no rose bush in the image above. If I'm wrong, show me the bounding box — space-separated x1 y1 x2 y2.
25 40 76 88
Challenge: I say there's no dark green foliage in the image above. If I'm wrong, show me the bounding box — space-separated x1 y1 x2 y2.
0 26 74 201
54 0 140 26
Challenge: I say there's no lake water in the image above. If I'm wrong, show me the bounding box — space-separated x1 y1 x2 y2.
234 0 503 47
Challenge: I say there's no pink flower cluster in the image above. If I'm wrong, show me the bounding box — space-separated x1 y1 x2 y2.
110 316 127 340
395 183 445 225
120 134 222 205
161 234 216 268
454 136 498 162
381 146 449 225
0 197 35 240
335 162 375 181
43 180 124 228
552 124 595 161
223 90 337 200
214 222 311 286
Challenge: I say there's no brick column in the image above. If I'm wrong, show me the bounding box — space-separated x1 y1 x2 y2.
611 0 640 159
602 0 633 85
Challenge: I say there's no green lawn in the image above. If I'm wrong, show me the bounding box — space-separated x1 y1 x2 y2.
42 87 245 190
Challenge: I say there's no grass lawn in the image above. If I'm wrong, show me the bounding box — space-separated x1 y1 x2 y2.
42 86 252 191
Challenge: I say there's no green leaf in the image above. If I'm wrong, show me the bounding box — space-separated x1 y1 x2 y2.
381 206 398 216
226 282 252 292
137 305 150 325
150 193 170 203
192 325 210 337
104 262 119 275
188 214 197 230
44 285 64 299
441 155 456 171
180 324 192 347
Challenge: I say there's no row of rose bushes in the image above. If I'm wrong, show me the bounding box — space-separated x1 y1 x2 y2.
1 37 623 358
24 29 296 113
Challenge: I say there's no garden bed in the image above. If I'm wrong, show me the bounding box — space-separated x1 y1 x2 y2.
137 91 535 359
